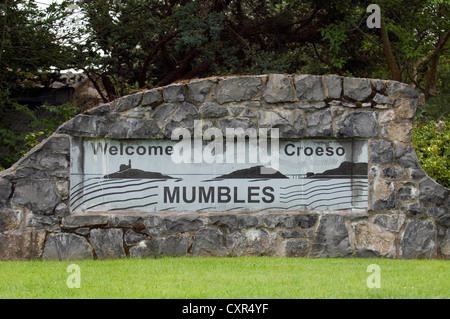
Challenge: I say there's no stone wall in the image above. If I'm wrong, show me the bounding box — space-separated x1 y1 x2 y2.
0 74 448 260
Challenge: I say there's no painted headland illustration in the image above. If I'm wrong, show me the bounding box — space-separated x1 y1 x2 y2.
70 138 368 212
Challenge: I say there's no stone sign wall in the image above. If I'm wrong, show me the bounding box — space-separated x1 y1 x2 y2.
0 74 448 260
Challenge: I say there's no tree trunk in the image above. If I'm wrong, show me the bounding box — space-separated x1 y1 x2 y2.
424 54 439 99
380 18 402 81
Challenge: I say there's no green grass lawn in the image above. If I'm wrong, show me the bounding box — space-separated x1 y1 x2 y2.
0 257 448 299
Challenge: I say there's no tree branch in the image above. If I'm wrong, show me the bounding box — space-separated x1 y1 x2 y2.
85 72 108 103
380 18 401 81
139 31 178 88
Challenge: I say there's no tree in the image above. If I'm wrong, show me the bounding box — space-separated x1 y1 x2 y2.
0 0 80 168
72 0 374 99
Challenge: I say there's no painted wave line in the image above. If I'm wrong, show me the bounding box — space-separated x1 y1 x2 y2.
280 186 367 200
84 193 158 211
261 198 368 211
70 179 163 206
280 178 367 190
71 185 158 211
280 182 366 197
70 178 145 198
109 201 158 211
280 194 367 206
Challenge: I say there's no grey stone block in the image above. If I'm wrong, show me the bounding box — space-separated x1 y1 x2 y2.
199 102 229 118
124 229 148 246
373 214 405 232
229 106 244 116
39 154 68 171
373 93 393 105
294 75 325 101
43 233 93 260
400 220 436 259
0 178 12 209
238 214 259 228
293 214 319 228
160 235 189 256
257 109 303 138
285 239 309 257
401 202 427 218
129 239 161 258
165 214 204 234
191 228 228 256
209 214 239 229
163 102 199 138
398 186 415 201
310 215 352 257
370 140 394 165
27 214 59 227
90 228 126 259
12 180 60 215
385 81 418 99
323 75 342 99
3 167 49 180
411 169 426 180
398 148 420 169
42 135 70 154
263 74 295 103
57 114 109 137
278 229 305 238
419 178 449 205
262 214 293 228
142 89 162 106
336 111 378 137
188 79 215 102
428 206 450 227
108 118 159 139
219 118 254 133
86 103 111 115
109 215 144 228
343 77 372 101
382 166 406 179
62 215 109 228
306 109 333 137
215 76 262 104
151 103 177 122
163 84 186 102
114 93 142 112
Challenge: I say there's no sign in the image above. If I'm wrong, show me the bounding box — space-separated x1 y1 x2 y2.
70 138 368 212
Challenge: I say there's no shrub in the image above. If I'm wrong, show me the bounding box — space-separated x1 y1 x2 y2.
0 103 78 171
412 116 450 188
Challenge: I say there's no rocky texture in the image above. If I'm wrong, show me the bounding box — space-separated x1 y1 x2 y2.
43 233 93 260
1 74 448 260
400 220 436 259
343 77 372 101
336 112 378 137
0 230 46 260
310 215 352 257
352 222 395 257
12 180 60 215
294 75 325 101
370 140 394 165
90 228 126 259
263 74 295 103
214 76 262 104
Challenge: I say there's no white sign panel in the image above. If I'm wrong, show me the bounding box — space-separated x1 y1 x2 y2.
70 138 368 212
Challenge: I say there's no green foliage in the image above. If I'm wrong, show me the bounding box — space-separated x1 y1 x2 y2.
412 116 450 188
0 103 78 170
